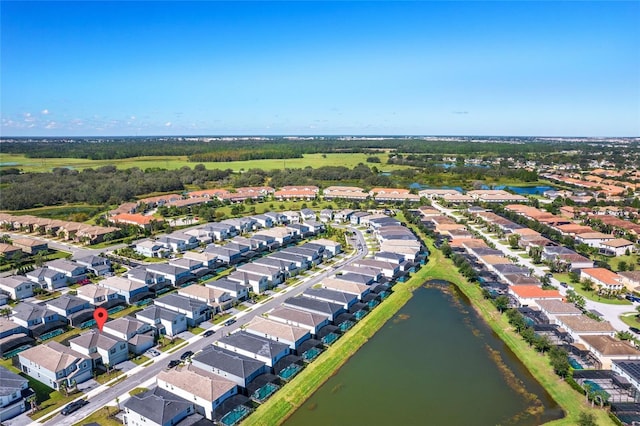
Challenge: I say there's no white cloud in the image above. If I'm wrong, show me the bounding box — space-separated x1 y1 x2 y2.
130 115 136 120
44 121 57 129
41 109 50 115
165 122 172 127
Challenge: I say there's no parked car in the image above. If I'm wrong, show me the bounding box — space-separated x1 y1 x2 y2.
180 350 194 360
61 399 88 415
203 330 215 337
167 359 181 369
560 282 568 288
630 327 640 334
147 349 161 357
224 319 236 326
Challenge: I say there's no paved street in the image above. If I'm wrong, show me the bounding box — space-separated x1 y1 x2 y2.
431 201 635 332
38 228 368 426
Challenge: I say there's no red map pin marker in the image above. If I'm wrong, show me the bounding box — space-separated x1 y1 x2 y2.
94 307 108 332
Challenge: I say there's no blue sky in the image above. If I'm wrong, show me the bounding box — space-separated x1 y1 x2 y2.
1 1 639 137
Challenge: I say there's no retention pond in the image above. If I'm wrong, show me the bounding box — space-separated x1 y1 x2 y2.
284 281 563 426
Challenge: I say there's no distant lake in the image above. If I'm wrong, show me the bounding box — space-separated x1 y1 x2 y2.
285 283 562 426
484 185 557 195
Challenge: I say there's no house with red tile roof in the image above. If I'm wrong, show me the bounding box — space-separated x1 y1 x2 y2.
580 268 624 293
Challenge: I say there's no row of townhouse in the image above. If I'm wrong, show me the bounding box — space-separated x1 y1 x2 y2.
0 214 118 244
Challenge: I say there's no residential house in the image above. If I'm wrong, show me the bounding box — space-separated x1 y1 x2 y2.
244 316 311 350
0 366 29 421
253 256 298 278
156 232 199 253
283 296 344 322
321 278 371 300
110 213 160 230
281 211 300 224
169 258 209 278
0 276 34 300
263 212 287 226
74 255 112 276
182 250 219 269
236 263 284 287
25 267 67 290
266 306 330 335
0 244 22 259
227 271 269 294
178 284 234 312
553 315 616 344
11 238 47 255
580 335 640 369
268 252 309 271
333 209 354 223
69 331 129 367
535 299 582 319
352 259 399 278
76 284 120 307
580 268 624 293
156 365 238 421
45 259 87 283
123 387 195 426
575 232 616 249
102 317 155 355
323 186 368 201
136 306 187 337
250 214 274 229
599 238 636 256
18 342 92 389
217 331 290 368
45 295 93 326
191 345 266 387
154 294 211 327
303 288 358 310
319 209 333 223
619 271 640 293
11 302 64 334
145 263 193 286
311 238 342 257
135 239 169 258
205 279 249 302
508 286 563 308
200 223 236 241
274 186 319 201
99 276 150 304
204 245 243 265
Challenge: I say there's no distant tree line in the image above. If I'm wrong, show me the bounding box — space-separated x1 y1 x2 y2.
1 137 616 161
0 165 232 210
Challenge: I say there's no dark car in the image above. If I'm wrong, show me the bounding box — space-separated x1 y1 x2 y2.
180 350 194 360
560 282 568 288
224 319 236 326
61 399 88 415
168 359 181 368
203 330 215 337
631 327 640 334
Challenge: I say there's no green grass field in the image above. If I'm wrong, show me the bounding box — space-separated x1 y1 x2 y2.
0 153 412 173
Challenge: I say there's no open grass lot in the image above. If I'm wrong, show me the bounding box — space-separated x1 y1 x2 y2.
72 406 122 426
608 254 639 272
0 152 413 173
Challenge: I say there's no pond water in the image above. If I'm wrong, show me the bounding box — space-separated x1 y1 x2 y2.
284 282 563 426
483 185 557 195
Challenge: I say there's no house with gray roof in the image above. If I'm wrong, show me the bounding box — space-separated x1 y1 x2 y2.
250 214 274 229
217 331 290 368
374 251 406 264
76 283 120 307
12 302 64 332
18 341 92 389
268 252 309 271
192 345 266 387
0 365 29 421
281 246 321 265
321 277 371 300
205 279 249 301
251 233 278 250
0 276 34 300
204 245 243 265
136 305 187 337
200 223 236 241
25 267 67 290
74 255 112 276
266 306 329 335
154 294 211 326
45 295 93 327
123 387 195 426
102 317 154 355
264 211 287 225
245 316 311 350
303 288 358 310
157 365 238 421
253 256 299 277
135 239 169 258
236 263 284 286
45 259 87 283
69 331 128 367
283 296 345 322
100 275 151 304
339 265 381 282
337 272 375 285
145 263 193 286
352 259 399 278
227 271 269 294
